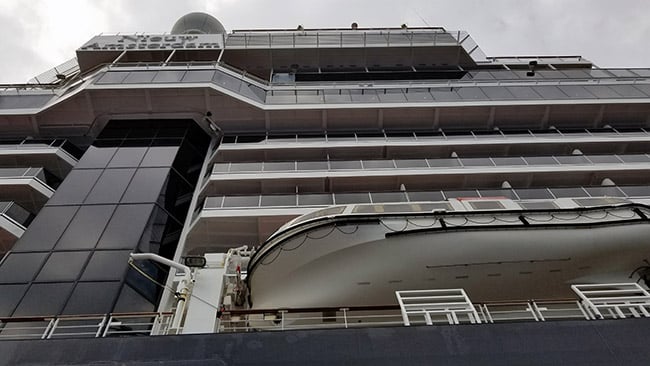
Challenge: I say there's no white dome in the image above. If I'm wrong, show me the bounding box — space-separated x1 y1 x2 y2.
171 12 226 34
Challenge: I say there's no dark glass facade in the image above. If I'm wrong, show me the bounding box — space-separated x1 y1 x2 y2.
0 119 209 317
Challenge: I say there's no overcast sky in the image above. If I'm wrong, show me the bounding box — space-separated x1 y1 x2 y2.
1 0 649 83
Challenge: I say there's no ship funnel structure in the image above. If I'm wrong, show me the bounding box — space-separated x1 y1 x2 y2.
171 12 226 34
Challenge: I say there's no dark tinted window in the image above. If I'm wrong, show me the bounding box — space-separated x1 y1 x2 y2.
81 250 132 281
107 147 147 168
62 281 122 315
140 146 179 167
13 283 74 316
96 204 155 249
0 284 28 316
55 205 116 250
84 169 136 204
48 170 102 205
0 252 49 283
13 206 79 251
35 251 91 282
121 168 170 203
75 147 117 169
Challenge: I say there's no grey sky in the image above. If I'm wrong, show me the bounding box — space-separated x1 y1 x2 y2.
1 0 649 83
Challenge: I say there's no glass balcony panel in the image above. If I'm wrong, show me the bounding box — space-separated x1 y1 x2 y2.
480 87 516 100
492 157 527 166
378 90 407 103
478 189 518 200
405 90 434 102
212 163 230 173
430 88 462 102
460 158 494 167
550 187 589 198
350 90 379 103
468 71 495 80
334 193 371 204
532 86 568 99
456 87 489 100
324 90 352 103
263 162 296 172
589 69 614 78
506 86 542 99
407 191 444 202
297 161 329 171
586 155 621 164
330 160 362 170
557 85 595 98
123 71 157 83
554 155 590 164
581 85 622 98
515 188 553 199
182 70 216 82
296 90 324 104
394 159 428 168
489 70 520 80
519 201 558 210
609 85 646 97
618 154 650 163
584 186 626 197
229 162 263 172
560 70 591 79
370 192 407 203
620 186 650 197
152 70 186 83
298 194 333 206
610 69 637 77
362 160 395 169
631 69 650 77
223 195 259 208
261 195 297 207
96 71 130 84
204 196 224 208
427 158 461 167
326 132 356 141
522 156 558 165
443 189 479 199
633 84 650 97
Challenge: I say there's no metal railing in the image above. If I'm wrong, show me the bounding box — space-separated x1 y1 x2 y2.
225 29 460 49
572 283 650 319
202 186 650 211
3 284 650 339
0 312 173 341
396 288 480 325
215 293 649 334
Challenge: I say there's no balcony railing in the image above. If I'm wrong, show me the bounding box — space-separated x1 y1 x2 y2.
0 312 173 340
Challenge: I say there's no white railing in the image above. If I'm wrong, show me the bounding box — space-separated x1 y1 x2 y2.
396 288 481 326
4 283 650 339
572 283 650 319
0 312 174 340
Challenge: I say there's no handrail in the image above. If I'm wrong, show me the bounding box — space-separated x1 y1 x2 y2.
0 311 175 340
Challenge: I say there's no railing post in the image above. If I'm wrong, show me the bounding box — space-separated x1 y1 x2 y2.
41 318 56 339
95 314 108 338
424 311 433 325
531 301 546 321
280 310 287 331
341 308 349 329
46 318 60 339
102 315 114 337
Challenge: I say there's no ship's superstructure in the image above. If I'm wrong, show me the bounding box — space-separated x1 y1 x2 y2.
3 12 650 364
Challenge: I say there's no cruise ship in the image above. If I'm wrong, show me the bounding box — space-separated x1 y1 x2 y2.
2 12 650 365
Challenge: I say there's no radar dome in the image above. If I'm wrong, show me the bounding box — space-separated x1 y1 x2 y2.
171 12 226 34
